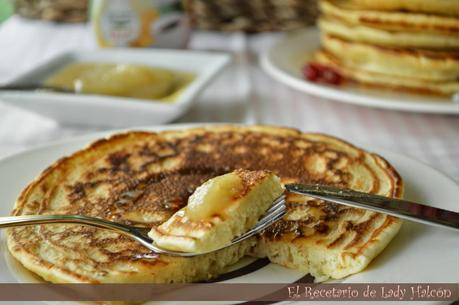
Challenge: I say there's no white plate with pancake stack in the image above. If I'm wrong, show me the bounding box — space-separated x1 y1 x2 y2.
261 0 459 114
0 124 458 305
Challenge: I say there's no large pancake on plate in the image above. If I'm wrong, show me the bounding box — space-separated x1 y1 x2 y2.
7 126 403 284
321 0 459 34
318 16 459 50
332 0 459 16
319 0 459 50
314 47 459 96
321 34 459 82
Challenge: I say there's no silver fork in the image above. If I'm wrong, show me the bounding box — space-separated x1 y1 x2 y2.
0 194 286 257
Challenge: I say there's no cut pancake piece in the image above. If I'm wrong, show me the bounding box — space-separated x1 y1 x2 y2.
318 17 459 49
314 49 459 96
149 169 284 253
321 35 459 82
332 0 459 17
321 0 459 34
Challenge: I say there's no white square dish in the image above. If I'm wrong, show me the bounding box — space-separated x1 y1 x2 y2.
0 49 231 127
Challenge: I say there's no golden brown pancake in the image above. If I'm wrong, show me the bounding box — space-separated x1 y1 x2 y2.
322 0 459 33
7 126 403 285
333 0 459 16
321 34 459 82
314 48 459 96
318 1 459 50
314 0 459 96
318 17 459 50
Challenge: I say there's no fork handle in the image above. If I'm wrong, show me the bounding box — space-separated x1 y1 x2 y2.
0 215 134 235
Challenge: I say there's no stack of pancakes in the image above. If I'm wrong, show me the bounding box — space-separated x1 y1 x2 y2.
7 126 403 286
314 0 459 96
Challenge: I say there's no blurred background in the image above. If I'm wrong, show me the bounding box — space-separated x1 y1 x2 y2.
0 0 458 182
0 0 317 29
0 0 13 22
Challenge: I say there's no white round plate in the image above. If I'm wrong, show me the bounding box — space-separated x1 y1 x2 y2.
261 28 459 114
0 124 458 305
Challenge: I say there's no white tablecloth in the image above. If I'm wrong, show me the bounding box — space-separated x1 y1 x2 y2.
1 16 458 182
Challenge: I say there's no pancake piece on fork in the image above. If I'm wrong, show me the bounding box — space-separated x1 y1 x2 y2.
149 169 284 253
7 126 403 285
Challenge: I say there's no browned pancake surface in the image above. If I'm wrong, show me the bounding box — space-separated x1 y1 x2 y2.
8 126 402 283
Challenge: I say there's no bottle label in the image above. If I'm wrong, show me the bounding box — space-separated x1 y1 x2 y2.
101 0 141 47
95 0 187 48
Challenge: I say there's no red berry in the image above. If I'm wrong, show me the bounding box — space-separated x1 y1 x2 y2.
303 63 319 81
322 69 342 85
303 63 342 86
